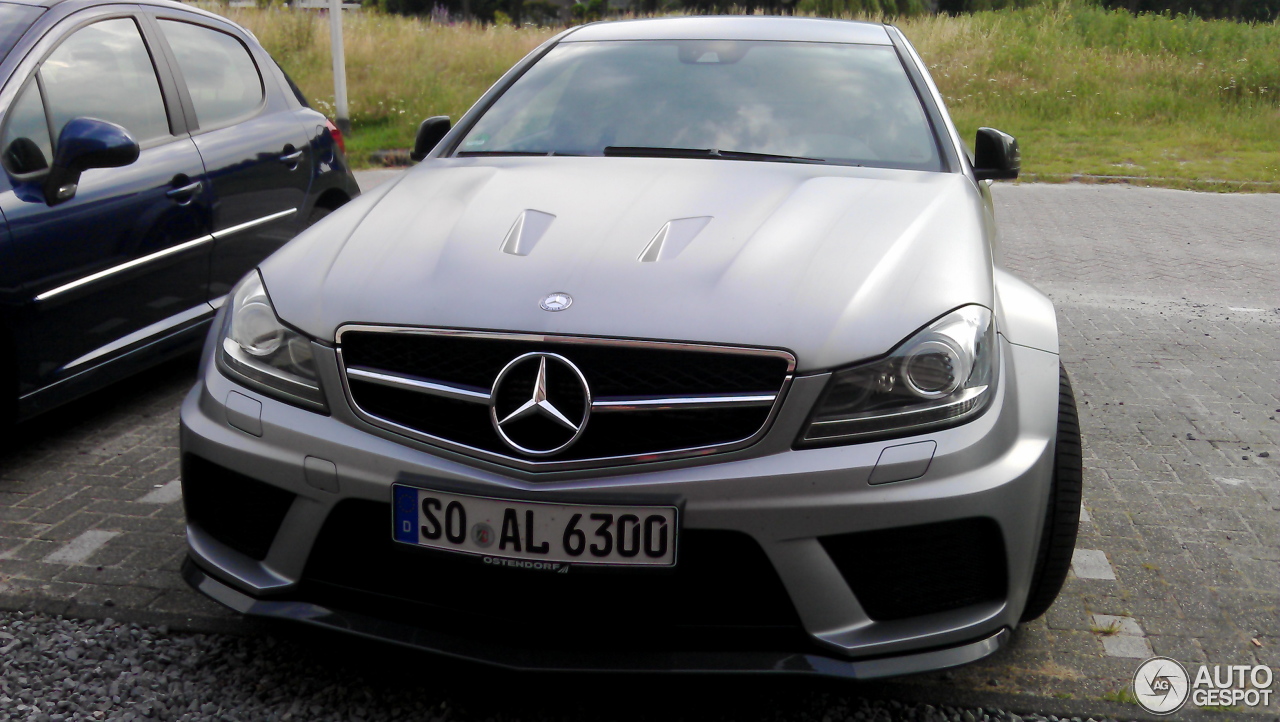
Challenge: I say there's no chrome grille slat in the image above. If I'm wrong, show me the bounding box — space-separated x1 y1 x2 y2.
345 366 491 403
590 394 777 412
346 366 778 412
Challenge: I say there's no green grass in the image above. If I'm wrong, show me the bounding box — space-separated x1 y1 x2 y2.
220 7 557 163
1101 686 1141 705
219 2 1280 188
905 2 1280 189
1090 620 1122 636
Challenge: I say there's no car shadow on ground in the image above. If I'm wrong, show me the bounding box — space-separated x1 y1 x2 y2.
261 619 937 722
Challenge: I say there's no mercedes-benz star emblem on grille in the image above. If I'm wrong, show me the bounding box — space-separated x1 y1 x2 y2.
540 292 573 312
490 352 591 456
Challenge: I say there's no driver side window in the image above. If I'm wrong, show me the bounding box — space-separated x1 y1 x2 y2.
2 17 169 174
3 81 52 174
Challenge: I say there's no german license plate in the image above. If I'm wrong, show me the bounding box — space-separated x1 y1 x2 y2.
392 486 678 568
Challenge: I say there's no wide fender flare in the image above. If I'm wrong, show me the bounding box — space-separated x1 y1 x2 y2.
993 267 1058 355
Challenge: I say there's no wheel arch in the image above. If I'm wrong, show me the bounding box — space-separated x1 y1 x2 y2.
313 187 352 213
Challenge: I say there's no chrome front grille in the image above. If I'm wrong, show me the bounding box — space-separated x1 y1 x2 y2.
336 327 795 471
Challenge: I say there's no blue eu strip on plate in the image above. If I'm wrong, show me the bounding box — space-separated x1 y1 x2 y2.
393 485 418 543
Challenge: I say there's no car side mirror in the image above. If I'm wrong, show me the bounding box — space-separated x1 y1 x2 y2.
972 127 1019 182
45 117 139 205
410 116 451 162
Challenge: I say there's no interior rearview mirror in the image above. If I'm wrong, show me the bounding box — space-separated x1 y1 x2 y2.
410 116 451 162
45 117 139 206
972 127 1019 182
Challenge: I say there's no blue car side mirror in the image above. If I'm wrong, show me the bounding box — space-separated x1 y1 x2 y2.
45 117 140 205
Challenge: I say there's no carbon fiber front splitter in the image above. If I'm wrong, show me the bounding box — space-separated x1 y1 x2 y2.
183 558 1010 679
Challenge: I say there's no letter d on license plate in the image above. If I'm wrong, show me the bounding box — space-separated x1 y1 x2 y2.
392 485 678 567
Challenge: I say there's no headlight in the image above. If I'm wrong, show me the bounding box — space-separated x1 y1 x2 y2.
216 271 327 412
798 305 997 446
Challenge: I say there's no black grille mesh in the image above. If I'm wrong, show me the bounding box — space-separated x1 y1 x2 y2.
340 331 791 463
820 517 1008 621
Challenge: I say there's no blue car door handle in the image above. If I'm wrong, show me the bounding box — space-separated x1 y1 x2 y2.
280 148 304 168
166 179 202 204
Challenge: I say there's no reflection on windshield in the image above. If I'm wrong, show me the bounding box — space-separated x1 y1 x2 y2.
458 40 941 171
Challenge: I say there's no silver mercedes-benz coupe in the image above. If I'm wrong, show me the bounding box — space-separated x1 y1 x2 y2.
180 15 1082 678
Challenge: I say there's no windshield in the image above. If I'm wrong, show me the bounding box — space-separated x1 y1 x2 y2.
457 40 942 171
0 2 40 64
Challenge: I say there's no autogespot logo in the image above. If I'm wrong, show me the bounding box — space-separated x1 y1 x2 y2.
1133 657 1190 715
1133 657 1276 714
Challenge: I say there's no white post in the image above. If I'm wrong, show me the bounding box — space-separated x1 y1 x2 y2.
328 0 350 135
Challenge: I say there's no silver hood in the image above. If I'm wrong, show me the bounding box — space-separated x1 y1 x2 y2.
263 157 993 372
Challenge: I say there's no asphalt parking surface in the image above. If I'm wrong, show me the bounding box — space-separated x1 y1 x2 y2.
1 175 1277 720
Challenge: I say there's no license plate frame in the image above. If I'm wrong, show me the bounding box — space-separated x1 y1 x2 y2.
391 485 679 569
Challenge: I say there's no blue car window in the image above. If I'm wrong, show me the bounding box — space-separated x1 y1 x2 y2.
0 3 42 63
1 79 52 173
39 18 170 146
159 20 263 129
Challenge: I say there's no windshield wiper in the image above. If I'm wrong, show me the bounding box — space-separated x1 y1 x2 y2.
603 146 826 164
458 147 826 164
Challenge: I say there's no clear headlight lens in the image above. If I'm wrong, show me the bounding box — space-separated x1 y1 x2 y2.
216 271 327 412
798 306 997 446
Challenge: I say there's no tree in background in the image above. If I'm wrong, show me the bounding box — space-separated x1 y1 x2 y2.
676 0 799 13
1100 0 1277 21
796 0 925 16
378 0 532 23
378 0 1277 26
569 0 607 21
522 0 561 22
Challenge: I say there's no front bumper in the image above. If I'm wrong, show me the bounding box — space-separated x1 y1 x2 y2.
184 556 1009 679
179 331 1060 676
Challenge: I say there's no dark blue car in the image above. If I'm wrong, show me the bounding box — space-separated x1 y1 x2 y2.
0 0 359 420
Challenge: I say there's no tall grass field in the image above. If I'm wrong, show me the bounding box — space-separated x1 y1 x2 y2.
225 2 1280 189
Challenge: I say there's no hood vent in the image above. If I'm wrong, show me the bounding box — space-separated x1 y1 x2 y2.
500 209 556 256
639 216 712 263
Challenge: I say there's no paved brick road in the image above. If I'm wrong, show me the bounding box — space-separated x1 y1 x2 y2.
1 177 1277 716
952 184 1280 711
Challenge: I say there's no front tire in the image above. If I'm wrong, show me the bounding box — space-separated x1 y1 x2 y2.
1019 363 1083 622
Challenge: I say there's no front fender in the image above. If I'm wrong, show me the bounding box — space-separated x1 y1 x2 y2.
993 268 1058 354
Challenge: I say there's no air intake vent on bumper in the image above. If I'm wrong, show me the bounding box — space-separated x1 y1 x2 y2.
819 517 1007 621
301 500 805 647
181 454 295 561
